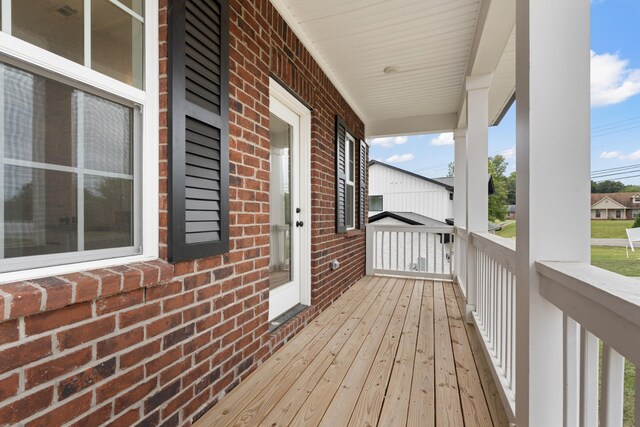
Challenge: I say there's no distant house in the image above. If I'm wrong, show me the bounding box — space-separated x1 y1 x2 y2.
507 204 516 220
591 192 640 220
368 211 450 227
368 160 454 222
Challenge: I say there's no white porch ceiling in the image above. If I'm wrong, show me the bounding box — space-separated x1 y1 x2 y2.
271 0 515 138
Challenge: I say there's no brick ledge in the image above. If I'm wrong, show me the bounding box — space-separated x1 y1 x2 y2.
0 260 174 321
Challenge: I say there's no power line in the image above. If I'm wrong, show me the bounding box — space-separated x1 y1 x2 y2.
591 163 640 175
592 124 640 138
593 173 640 182
592 169 640 179
591 115 640 131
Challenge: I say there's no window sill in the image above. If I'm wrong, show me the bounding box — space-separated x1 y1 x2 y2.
0 259 173 321
344 229 364 238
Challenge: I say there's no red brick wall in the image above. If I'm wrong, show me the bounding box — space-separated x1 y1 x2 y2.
0 0 366 426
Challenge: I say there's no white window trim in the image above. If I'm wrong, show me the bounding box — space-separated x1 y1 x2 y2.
0 1 159 284
345 132 356 230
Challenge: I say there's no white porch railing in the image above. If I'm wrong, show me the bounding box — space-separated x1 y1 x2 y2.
469 232 517 421
455 227 468 297
365 224 454 280
365 224 639 425
537 261 640 427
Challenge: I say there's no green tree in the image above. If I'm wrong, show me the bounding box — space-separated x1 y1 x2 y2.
506 171 516 205
592 180 625 193
488 155 508 222
447 162 454 178
624 185 640 192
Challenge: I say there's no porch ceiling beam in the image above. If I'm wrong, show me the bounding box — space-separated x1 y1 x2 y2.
365 113 458 139
455 0 516 128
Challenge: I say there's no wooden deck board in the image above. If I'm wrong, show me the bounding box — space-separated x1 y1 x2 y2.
407 280 435 427
444 283 493 427
194 277 508 427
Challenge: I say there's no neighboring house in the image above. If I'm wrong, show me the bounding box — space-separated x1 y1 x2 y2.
368 160 454 222
507 204 516 220
0 2 368 425
590 192 640 220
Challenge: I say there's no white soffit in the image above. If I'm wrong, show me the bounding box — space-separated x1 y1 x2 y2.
272 0 515 137
489 28 515 125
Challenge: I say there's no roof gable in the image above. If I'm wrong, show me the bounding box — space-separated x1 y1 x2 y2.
591 196 627 210
368 161 454 190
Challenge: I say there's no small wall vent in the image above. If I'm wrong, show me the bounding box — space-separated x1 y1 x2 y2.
56 5 78 16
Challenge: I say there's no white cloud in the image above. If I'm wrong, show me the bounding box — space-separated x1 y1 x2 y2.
591 50 640 107
620 150 640 161
386 153 415 163
498 145 516 160
430 132 454 146
600 150 622 159
368 136 408 148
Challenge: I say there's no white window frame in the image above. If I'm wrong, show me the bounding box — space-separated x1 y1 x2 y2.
633 194 640 204
0 0 159 283
345 132 356 230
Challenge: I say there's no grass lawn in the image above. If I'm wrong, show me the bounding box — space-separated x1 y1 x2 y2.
591 246 640 277
495 221 516 238
497 220 637 238
591 219 635 238
590 245 638 425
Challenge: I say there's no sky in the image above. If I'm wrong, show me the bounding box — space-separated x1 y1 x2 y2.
368 0 640 185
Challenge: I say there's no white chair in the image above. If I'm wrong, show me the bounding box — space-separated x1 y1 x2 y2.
625 228 640 257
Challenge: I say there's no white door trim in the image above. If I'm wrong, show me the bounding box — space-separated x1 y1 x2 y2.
268 78 311 320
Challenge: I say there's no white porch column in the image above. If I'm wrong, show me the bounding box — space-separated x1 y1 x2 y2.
453 129 467 285
465 74 491 321
515 0 590 425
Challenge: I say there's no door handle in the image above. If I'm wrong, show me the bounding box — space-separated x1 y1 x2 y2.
296 221 304 227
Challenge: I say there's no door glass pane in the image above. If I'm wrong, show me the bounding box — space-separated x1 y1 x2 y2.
12 0 84 64
92 0 144 89
269 114 293 290
4 165 78 258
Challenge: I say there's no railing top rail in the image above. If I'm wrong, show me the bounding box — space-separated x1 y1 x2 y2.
367 224 454 234
537 261 640 365
470 232 516 273
454 226 468 239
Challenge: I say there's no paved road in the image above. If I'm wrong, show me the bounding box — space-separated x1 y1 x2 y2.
591 238 628 247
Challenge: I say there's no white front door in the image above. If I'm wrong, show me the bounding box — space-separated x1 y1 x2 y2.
268 84 311 321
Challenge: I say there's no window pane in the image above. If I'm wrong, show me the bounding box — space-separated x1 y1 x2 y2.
4 166 77 258
116 0 144 15
369 195 383 211
92 0 144 89
346 184 354 228
348 139 355 182
83 93 133 174
12 0 84 64
84 176 133 250
4 64 76 167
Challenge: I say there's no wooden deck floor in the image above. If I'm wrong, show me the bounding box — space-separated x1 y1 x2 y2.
194 276 509 427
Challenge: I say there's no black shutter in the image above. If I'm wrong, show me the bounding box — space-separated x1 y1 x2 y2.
359 140 367 230
335 116 347 233
168 0 229 262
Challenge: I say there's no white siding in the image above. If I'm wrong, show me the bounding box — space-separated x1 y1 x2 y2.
368 163 453 221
